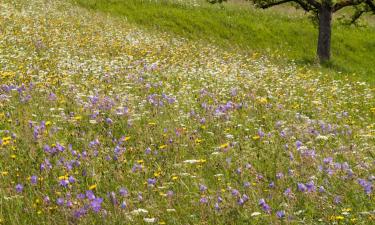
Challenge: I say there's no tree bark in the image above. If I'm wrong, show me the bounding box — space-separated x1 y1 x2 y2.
317 6 332 63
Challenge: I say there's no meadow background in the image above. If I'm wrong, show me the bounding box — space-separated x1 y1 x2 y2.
0 0 374 224
75 0 375 84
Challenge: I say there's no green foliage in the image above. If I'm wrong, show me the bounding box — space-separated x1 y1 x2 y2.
73 0 375 84
1 1 374 224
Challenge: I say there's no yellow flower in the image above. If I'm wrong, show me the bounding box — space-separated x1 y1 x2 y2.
45 121 52 126
58 175 68 180
1 171 8 176
335 216 344 220
89 184 97 190
2 137 11 142
154 171 161 177
220 143 229 149
259 97 268 104
10 154 16 159
74 116 82 121
252 135 260 140
2 140 10 146
172 176 178 180
159 145 167 149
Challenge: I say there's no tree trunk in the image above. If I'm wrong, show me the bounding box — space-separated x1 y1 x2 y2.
317 6 332 63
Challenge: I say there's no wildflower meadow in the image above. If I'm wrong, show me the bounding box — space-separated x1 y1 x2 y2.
0 0 374 224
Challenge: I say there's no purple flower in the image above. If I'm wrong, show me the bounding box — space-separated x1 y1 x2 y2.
147 178 157 186
77 193 85 199
259 198 271 213
297 183 307 192
199 184 207 192
119 187 128 197
231 189 240 196
276 172 284 179
15 184 23 193
108 192 117 205
90 198 103 212
284 188 293 198
138 192 143 201
258 129 265 138
289 152 294 161
56 198 64 206
48 92 57 101
86 190 96 200
358 179 373 195
276 210 285 218
167 190 174 198
334 196 342 205
105 118 113 124
323 157 333 164
306 181 315 192
59 179 69 187
200 197 208 204
74 208 87 218
131 163 142 173
237 198 246 206
44 196 50 204
30 175 38 185
66 201 73 208
120 201 127 209
238 194 249 206
68 176 76 183
295 140 303 149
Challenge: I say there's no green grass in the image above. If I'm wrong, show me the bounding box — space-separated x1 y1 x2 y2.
1 0 374 224
73 0 375 84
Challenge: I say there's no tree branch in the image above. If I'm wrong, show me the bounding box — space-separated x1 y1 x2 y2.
259 0 293 9
365 0 375 12
305 0 321 8
295 0 314 11
333 0 364 12
259 0 317 11
350 9 365 23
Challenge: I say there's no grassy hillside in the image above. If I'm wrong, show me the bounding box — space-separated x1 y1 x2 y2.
73 0 375 84
1 0 374 224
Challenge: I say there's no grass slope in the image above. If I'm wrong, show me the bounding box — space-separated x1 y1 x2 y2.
0 0 374 224
74 0 375 84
